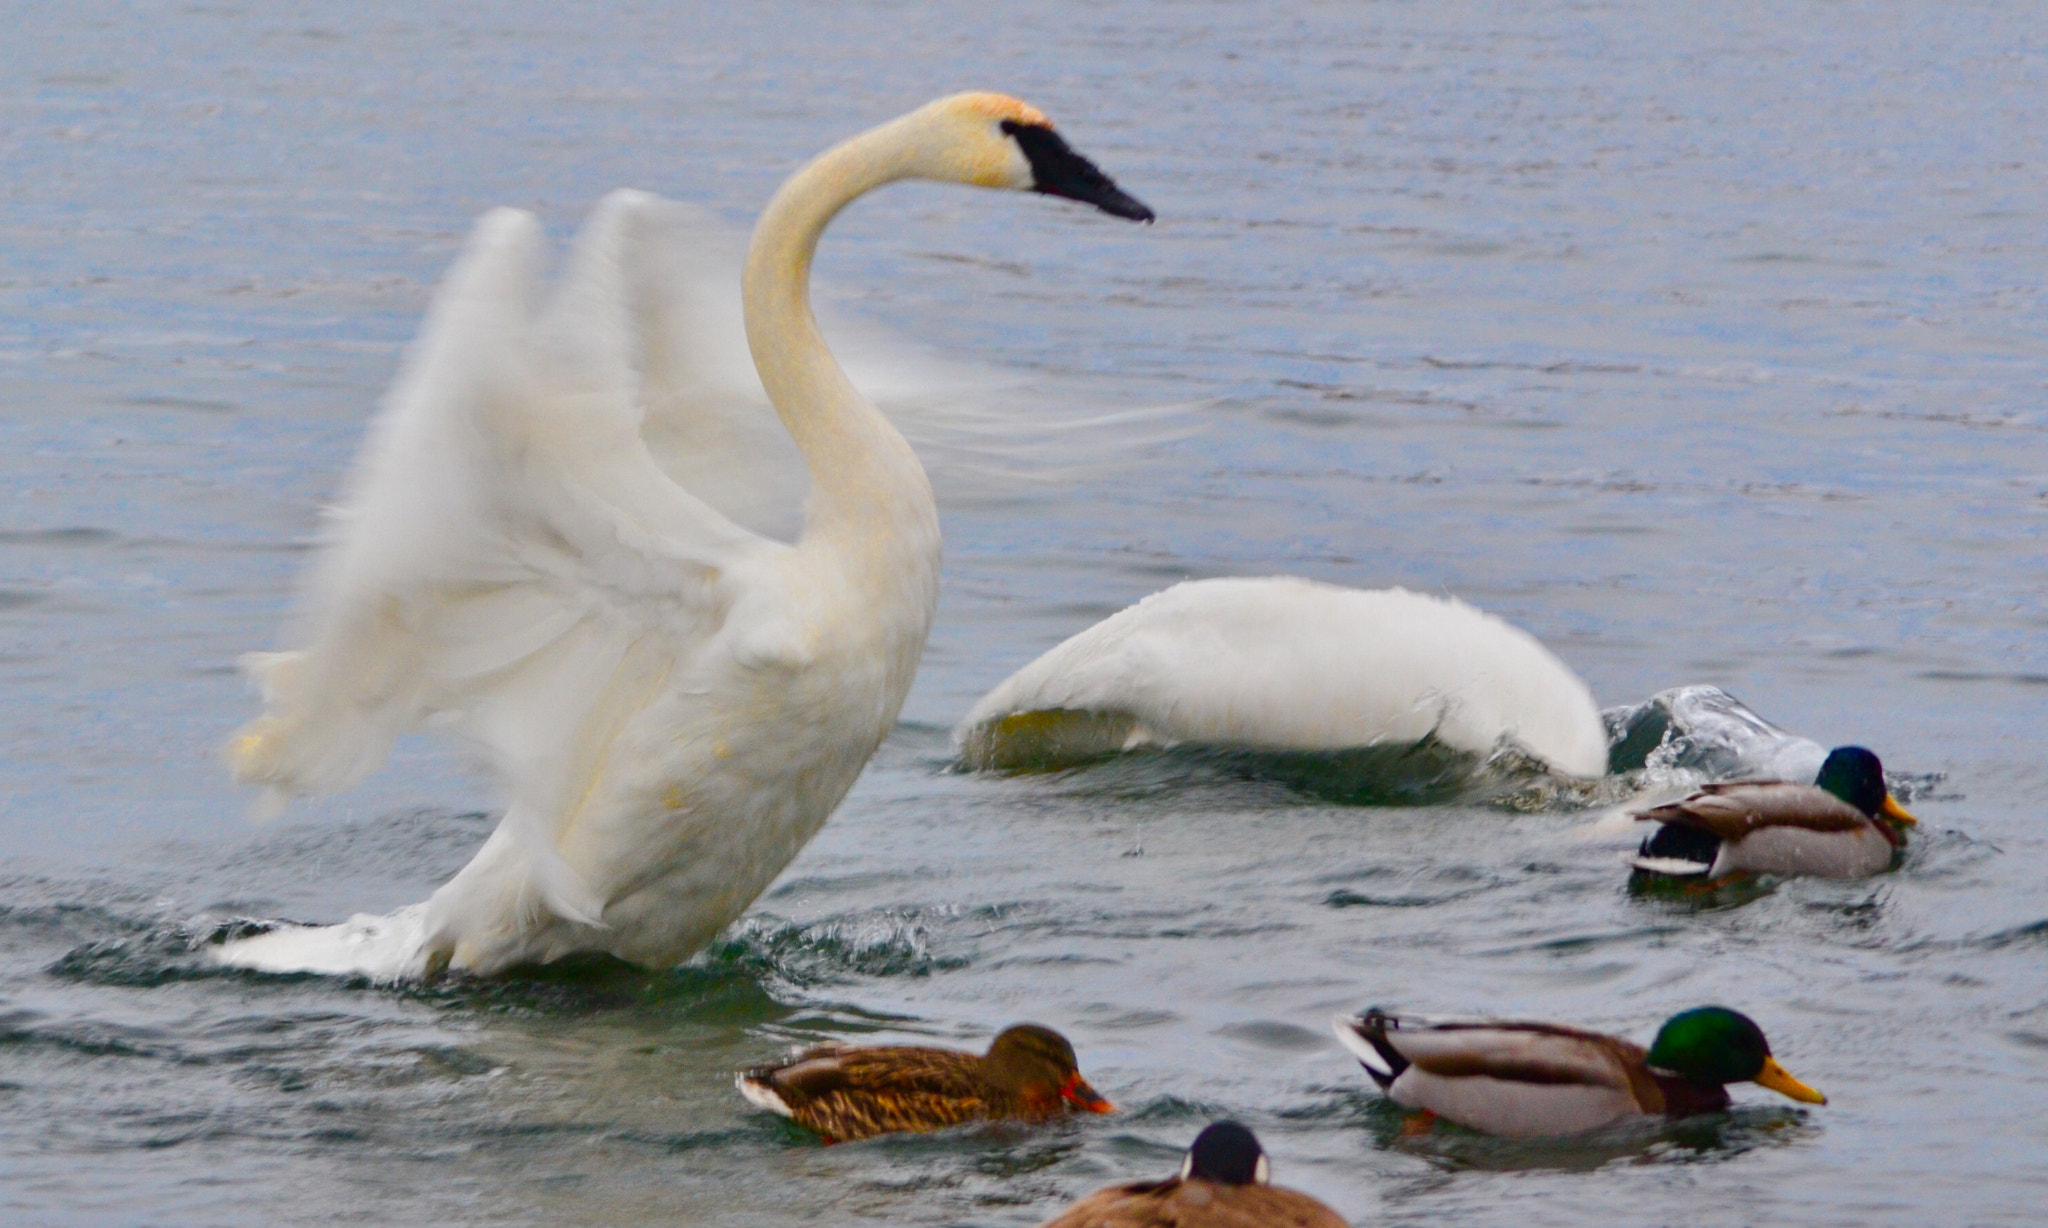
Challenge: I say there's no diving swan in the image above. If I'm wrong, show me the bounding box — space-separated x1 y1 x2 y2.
956 577 1608 779
216 93 1153 979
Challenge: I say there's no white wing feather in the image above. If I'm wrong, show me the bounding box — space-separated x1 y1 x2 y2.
228 193 789 926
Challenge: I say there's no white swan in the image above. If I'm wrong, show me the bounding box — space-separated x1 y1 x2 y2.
216 93 1153 979
956 577 1608 779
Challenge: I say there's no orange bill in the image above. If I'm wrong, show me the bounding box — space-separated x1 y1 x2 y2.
1881 794 1918 826
1060 1071 1115 1113
1754 1056 1827 1104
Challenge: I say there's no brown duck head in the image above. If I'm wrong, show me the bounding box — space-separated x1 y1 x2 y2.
983 1024 1115 1115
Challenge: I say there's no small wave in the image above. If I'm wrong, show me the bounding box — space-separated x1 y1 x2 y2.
0 1009 182 1062
0 526 121 547
1323 884 1492 909
42 895 968 1013
1960 918 2048 952
0 897 157 946
703 908 973 988
49 915 287 988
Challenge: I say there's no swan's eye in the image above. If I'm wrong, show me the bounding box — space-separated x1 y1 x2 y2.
999 119 1155 223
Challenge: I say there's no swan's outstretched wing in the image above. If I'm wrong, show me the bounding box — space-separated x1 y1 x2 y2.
230 195 788 918
575 197 813 540
608 200 1195 532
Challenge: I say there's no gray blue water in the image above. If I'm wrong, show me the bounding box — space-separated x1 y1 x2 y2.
4 2 2046 1225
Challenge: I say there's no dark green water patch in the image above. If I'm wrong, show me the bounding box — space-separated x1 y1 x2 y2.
407 953 786 1026
1625 871 1783 911
970 733 1588 809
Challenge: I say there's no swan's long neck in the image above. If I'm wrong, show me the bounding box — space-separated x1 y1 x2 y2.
743 116 937 550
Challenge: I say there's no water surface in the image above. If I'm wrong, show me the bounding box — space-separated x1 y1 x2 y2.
3 3 2045 1225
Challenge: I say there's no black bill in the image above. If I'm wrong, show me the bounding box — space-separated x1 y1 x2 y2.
1001 120 1155 222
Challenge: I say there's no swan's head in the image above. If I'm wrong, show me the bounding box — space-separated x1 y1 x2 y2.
916 92 1155 223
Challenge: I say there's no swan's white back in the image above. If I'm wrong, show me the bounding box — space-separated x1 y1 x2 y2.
957 577 1608 778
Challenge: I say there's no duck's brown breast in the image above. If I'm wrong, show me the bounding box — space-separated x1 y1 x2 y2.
1037 1178 1350 1228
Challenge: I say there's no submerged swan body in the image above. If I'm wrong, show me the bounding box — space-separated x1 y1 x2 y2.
218 94 1152 979
957 577 1607 778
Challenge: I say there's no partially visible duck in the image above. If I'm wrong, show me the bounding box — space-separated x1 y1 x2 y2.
1333 1006 1825 1138
1632 745 1917 882
1038 1120 1348 1228
736 1023 1113 1143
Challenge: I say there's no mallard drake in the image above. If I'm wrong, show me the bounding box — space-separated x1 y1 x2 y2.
1332 1006 1825 1138
1631 745 1917 882
1038 1120 1348 1227
736 1023 1113 1143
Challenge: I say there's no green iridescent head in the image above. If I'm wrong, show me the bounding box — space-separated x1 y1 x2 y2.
1815 746 1918 828
1647 1007 1826 1103
1648 1007 1769 1083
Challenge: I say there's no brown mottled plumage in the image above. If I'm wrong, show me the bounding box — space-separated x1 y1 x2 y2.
737 1023 1112 1143
1039 1122 1348 1228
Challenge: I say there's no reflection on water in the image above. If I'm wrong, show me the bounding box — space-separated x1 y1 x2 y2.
1304 1086 1819 1175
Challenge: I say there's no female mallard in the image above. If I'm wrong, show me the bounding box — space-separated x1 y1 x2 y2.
1332 1007 1825 1138
1038 1121 1347 1227
1632 745 1917 882
736 1023 1113 1143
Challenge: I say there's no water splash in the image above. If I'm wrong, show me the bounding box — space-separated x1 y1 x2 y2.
1601 685 1826 784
